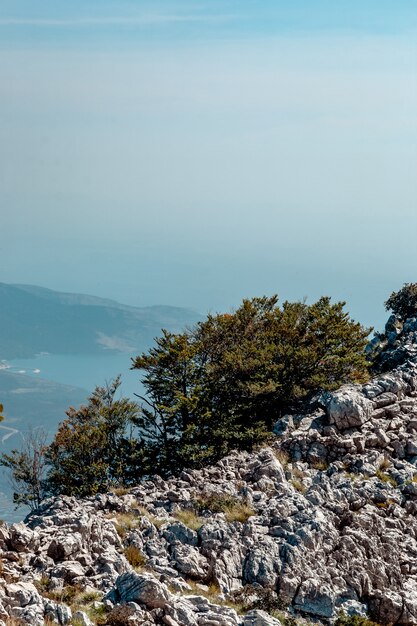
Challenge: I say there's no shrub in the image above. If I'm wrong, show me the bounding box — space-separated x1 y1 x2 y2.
231 584 287 614
385 283 417 321
132 295 370 477
46 378 141 497
0 428 48 511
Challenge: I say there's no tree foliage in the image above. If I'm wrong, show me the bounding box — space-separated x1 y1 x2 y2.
46 377 141 497
132 295 371 476
385 283 417 321
2 294 372 504
0 428 48 510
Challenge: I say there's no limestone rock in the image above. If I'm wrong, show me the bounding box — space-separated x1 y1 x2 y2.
325 387 374 429
114 572 171 608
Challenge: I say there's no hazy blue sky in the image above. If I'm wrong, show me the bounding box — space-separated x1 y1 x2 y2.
1 1 416 329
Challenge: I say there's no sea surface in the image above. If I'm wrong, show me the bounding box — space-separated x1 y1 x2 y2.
7 352 144 399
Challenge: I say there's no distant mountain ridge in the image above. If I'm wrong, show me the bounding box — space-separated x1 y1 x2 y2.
0 283 202 359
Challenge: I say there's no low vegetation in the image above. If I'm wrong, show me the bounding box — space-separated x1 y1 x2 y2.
123 545 146 569
291 479 306 494
174 508 203 531
0 293 372 502
375 469 398 487
111 512 139 538
194 493 255 523
335 613 381 626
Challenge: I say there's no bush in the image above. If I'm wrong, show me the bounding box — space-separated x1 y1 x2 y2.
46 378 142 497
231 584 287 614
132 295 370 476
385 283 417 320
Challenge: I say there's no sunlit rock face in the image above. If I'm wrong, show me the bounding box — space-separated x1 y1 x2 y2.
2 323 417 625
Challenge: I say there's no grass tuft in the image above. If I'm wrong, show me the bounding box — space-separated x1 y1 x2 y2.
194 493 255 523
174 509 203 531
124 545 146 569
112 512 138 538
375 469 398 487
291 479 306 494
137 506 167 529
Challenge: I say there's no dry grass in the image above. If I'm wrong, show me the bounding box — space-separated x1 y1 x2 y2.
311 460 328 471
182 580 246 614
375 469 398 487
112 512 138 538
174 508 204 531
375 499 396 510
40 584 79 603
195 493 254 523
224 502 255 523
137 506 167 529
291 479 306 494
378 457 392 471
111 485 131 496
124 545 146 569
78 590 102 603
273 449 290 468
292 467 305 481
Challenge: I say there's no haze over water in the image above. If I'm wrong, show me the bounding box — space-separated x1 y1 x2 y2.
1 1 417 329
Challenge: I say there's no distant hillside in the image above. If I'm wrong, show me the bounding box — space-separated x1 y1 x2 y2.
0 283 202 359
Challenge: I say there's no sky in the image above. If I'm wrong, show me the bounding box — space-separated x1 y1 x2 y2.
0 0 416 330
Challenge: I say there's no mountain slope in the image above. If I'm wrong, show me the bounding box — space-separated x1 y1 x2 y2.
0 283 202 358
2 357 417 624
1 318 417 624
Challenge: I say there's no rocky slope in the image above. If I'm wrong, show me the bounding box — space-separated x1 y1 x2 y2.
1 315 417 626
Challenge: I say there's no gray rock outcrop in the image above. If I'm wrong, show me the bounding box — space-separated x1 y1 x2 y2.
2 323 417 624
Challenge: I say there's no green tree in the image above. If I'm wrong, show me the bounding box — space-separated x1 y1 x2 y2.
132 295 371 476
196 296 370 427
132 330 211 474
46 377 141 497
0 428 48 511
385 282 417 321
